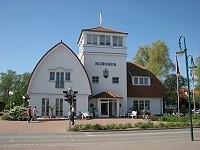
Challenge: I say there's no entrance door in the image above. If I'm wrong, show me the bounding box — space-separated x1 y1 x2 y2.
109 101 117 117
100 102 109 117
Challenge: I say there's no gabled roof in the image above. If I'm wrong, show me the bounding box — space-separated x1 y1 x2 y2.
91 91 123 99
127 61 165 97
78 26 128 44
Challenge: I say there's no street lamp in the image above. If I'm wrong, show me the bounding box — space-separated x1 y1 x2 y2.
176 36 197 141
22 96 25 107
8 91 13 110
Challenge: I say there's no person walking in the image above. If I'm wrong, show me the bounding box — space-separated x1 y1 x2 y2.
32 106 39 121
27 106 32 123
71 107 75 125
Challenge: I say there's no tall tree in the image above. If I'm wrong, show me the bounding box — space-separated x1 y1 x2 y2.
133 40 175 80
163 74 187 112
195 56 200 90
0 70 30 110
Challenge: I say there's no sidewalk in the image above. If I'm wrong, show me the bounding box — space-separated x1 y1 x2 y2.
0 118 145 133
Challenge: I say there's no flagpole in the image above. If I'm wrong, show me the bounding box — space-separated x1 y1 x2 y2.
177 73 180 114
175 55 180 114
100 10 102 27
192 71 195 115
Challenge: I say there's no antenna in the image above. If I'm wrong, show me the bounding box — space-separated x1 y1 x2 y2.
100 10 103 27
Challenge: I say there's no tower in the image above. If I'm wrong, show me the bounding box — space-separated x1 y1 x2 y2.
78 26 128 117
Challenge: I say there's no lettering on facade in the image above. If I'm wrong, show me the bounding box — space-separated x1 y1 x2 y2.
95 62 116 66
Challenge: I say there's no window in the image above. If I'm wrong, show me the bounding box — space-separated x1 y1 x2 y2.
42 98 49 117
113 36 117 46
113 36 123 46
139 100 144 110
112 77 119 84
133 100 150 111
133 101 138 110
106 36 110 45
144 77 149 85
92 76 99 83
134 77 138 85
132 76 150 86
55 98 63 116
87 34 92 44
65 72 70 81
87 34 97 45
55 72 64 88
49 71 72 88
93 35 97 45
145 100 150 110
100 35 105 45
118 37 123 46
49 72 55 81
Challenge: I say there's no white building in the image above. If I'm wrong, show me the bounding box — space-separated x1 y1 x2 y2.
27 26 165 118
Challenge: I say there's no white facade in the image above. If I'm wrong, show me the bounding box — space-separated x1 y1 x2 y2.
27 42 92 117
78 28 128 117
27 27 164 118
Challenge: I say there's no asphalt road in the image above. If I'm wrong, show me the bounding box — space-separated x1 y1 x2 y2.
0 128 200 150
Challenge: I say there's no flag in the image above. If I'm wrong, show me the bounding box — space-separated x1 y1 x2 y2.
100 10 103 27
176 55 180 77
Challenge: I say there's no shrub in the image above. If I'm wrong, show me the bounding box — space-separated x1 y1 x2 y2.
1 106 27 121
194 120 200 127
157 115 189 122
70 125 81 131
83 124 93 130
135 121 154 129
94 124 104 130
124 122 133 128
157 122 165 128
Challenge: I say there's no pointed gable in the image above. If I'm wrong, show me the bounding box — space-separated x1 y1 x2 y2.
27 41 92 95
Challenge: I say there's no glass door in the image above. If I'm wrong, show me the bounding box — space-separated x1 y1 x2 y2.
100 102 109 117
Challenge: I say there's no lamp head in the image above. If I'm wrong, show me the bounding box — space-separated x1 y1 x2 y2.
176 50 185 55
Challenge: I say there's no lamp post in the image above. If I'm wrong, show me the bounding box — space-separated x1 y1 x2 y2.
176 36 197 141
22 96 25 107
8 91 13 110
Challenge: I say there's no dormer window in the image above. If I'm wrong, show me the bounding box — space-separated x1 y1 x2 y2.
133 76 150 86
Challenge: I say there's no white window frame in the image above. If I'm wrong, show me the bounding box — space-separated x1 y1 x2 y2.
49 72 55 81
87 34 97 45
100 35 105 45
133 100 150 111
132 76 150 86
65 72 71 81
112 36 123 46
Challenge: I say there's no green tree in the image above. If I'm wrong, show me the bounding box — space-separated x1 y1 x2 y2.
194 56 200 107
133 40 175 80
163 74 187 111
195 56 200 89
0 70 30 110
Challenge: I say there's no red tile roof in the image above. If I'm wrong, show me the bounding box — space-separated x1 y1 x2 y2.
91 91 123 99
127 61 165 97
78 27 128 44
82 27 128 35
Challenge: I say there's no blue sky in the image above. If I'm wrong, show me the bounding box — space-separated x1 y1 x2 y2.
0 0 200 77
